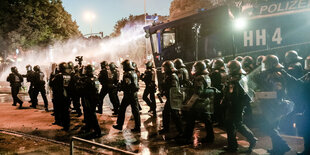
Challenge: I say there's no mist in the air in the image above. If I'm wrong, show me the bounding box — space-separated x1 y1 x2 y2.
0 23 150 80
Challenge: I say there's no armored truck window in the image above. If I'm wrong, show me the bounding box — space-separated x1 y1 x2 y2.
162 29 176 48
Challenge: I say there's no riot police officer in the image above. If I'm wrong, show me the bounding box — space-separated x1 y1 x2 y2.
7 67 23 107
284 51 304 131
68 63 82 117
70 65 82 117
24 65 35 103
158 61 183 135
210 59 227 90
132 61 141 80
49 63 58 121
254 55 292 154
222 60 257 152
32 65 49 111
97 61 109 114
113 60 141 132
298 71 310 155
141 61 157 115
108 62 120 115
182 61 216 144
132 61 142 111
78 65 101 137
241 56 255 125
49 62 71 131
173 58 190 87
242 56 255 74
174 58 191 120
209 59 226 126
285 50 303 78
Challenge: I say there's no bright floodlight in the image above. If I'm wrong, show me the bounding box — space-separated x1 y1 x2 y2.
234 17 247 30
83 11 96 22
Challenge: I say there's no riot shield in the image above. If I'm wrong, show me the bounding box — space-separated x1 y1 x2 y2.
238 67 294 122
169 87 185 110
182 94 199 111
239 67 268 115
180 87 191 104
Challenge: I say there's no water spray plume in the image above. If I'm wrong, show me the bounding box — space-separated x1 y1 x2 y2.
0 23 148 80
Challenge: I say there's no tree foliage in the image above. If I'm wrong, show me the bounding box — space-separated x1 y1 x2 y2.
169 0 213 20
0 0 81 56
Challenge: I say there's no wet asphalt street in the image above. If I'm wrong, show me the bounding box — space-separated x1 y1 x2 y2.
0 81 304 155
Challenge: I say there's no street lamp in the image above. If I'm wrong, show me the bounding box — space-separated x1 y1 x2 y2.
83 11 96 35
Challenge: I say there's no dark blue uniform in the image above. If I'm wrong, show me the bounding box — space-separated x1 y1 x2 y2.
78 74 101 136
183 73 215 143
141 68 156 114
7 71 23 107
113 70 141 131
160 72 183 134
50 72 71 130
32 71 48 109
222 74 256 151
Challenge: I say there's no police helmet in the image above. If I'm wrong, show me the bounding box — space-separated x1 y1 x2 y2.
84 64 95 75
121 59 135 71
11 66 18 73
58 62 68 73
132 62 138 69
285 50 303 64
262 55 284 71
204 59 211 69
192 61 208 75
100 61 108 69
242 56 253 65
305 56 310 71
256 55 265 66
26 65 32 71
109 62 118 70
74 65 79 72
234 56 243 62
242 56 254 69
68 61 74 69
227 60 246 75
33 65 40 72
212 59 225 70
161 60 177 73
145 61 154 69
173 58 186 69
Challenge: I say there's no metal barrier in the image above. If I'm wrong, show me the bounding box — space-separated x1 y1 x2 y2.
70 136 137 155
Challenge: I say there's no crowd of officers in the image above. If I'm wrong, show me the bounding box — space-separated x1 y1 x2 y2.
6 50 310 155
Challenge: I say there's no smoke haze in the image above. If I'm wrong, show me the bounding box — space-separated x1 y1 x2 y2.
0 23 149 80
